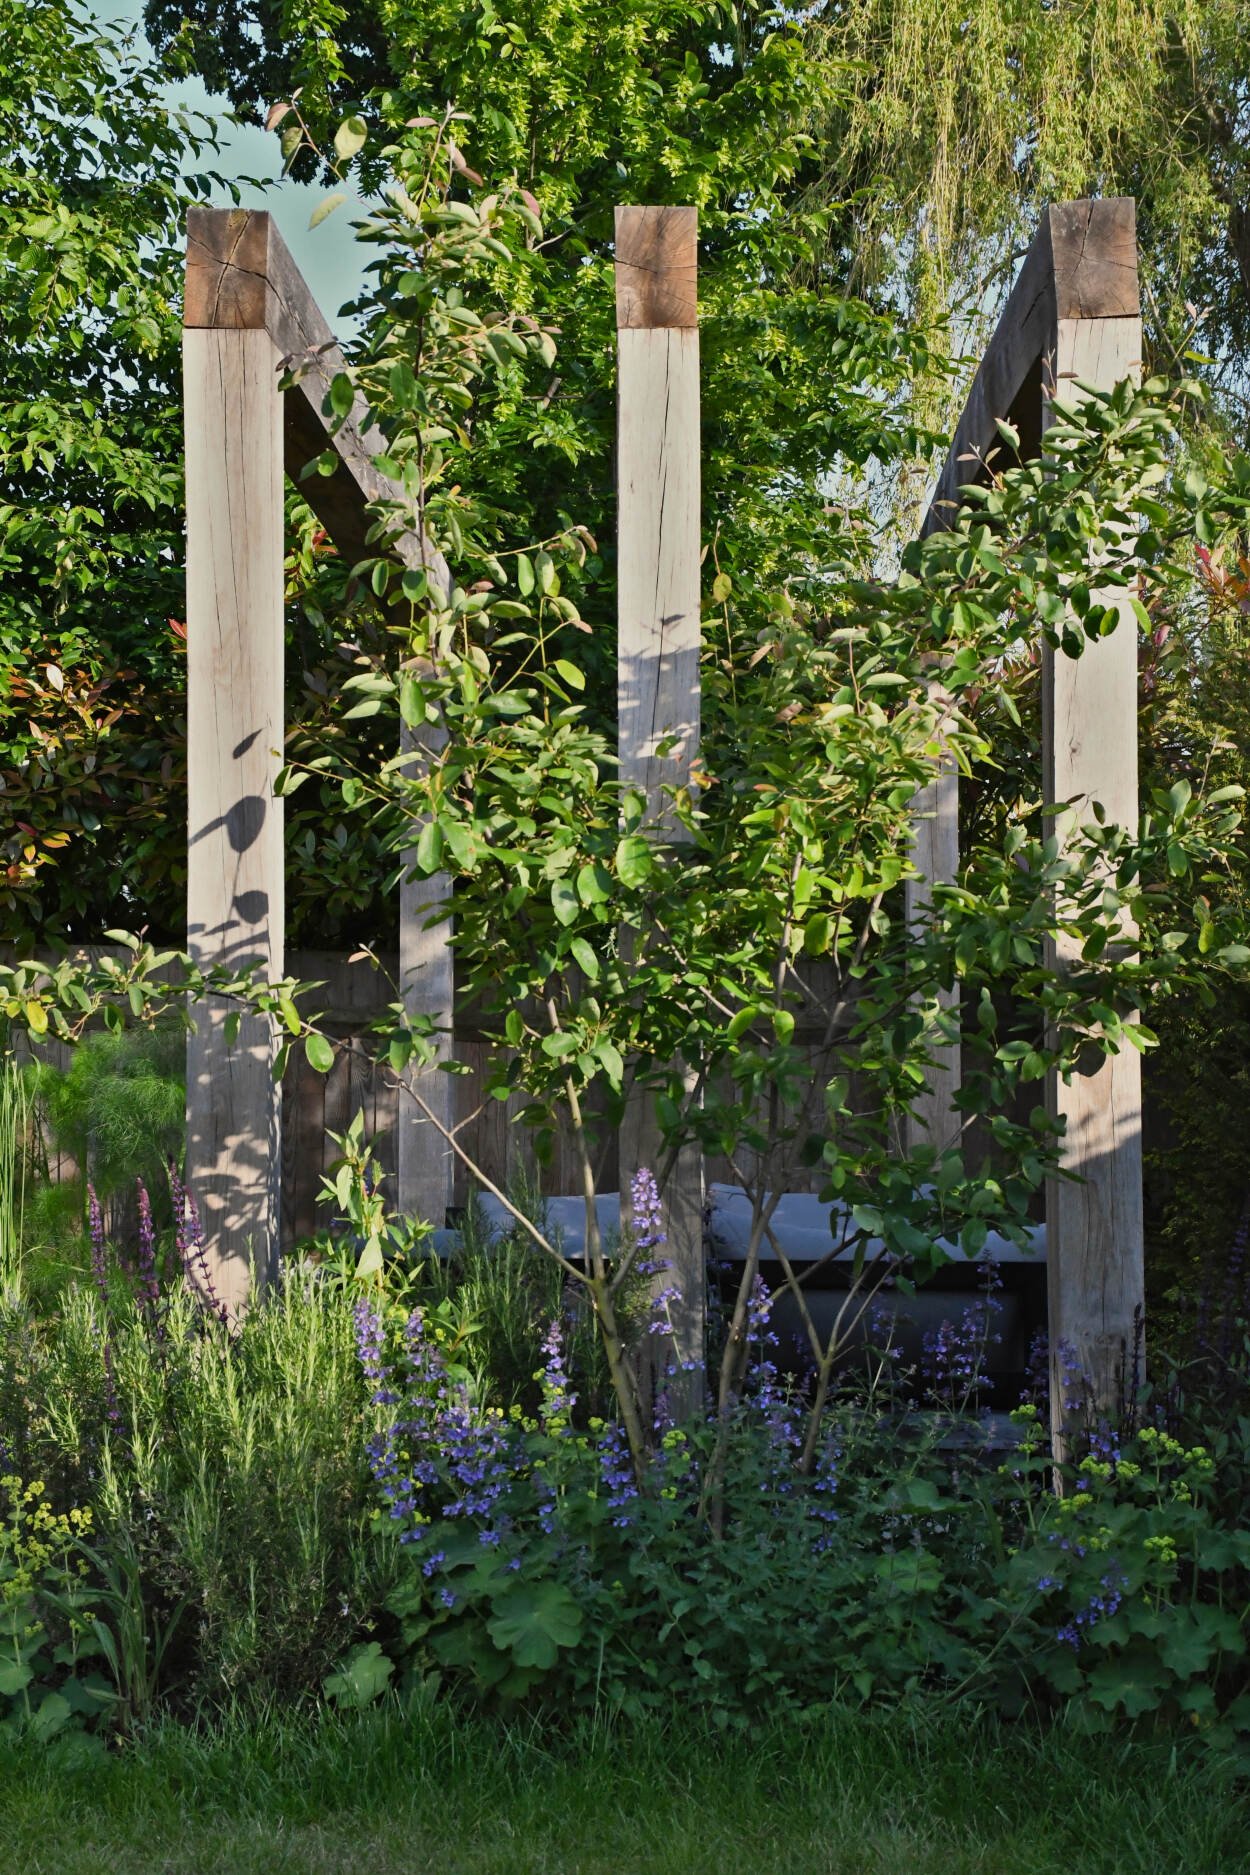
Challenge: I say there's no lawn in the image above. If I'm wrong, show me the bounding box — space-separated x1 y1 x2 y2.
2 1702 1245 1875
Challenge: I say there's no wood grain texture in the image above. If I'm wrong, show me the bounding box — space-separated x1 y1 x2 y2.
1048 198 1139 321
616 327 701 827
184 325 285 1313
616 209 704 1406
1043 312 1144 1440
398 826 456 1229
902 688 962 1158
614 206 697 328
187 208 452 584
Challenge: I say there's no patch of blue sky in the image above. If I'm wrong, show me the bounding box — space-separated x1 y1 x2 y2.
87 0 371 336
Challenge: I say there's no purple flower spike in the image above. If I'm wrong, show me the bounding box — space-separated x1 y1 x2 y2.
136 1180 160 1310
87 1183 109 1311
168 1163 229 1325
630 1166 667 1274
539 1315 576 1428
87 1182 124 1432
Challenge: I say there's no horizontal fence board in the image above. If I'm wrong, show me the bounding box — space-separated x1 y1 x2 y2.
10 947 871 1241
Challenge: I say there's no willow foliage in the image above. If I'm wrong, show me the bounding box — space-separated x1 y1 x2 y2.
810 0 1250 430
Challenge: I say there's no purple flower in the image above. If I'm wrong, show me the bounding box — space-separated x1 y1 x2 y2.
808 1430 841 1553
539 1315 576 1429
356 1306 514 1549
135 1178 164 1340
597 1420 638 1527
921 1262 1001 1411
87 1183 109 1311
87 1183 124 1433
169 1161 228 1325
354 1298 398 1406
630 1166 667 1275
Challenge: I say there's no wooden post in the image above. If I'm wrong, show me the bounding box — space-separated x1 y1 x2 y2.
184 209 456 1305
397 721 456 1231
902 696 961 1160
927 198 1143 1441
1043 262 1143 1437
615 206 705 1413
183 320 285 1313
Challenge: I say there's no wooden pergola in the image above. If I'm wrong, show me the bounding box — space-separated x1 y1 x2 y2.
182 196 1144 1444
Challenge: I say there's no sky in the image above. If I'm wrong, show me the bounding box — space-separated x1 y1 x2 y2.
91 0 370 331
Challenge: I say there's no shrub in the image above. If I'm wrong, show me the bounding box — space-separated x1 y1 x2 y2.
1 1232 386 1717
352 1289 1250 1743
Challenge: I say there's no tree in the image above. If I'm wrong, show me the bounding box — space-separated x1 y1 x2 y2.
0 0 219 944
806 1 1250 434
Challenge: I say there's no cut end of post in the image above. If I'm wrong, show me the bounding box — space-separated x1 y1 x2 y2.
1046 197 1139 323
185 207 277 332
614 206 698 329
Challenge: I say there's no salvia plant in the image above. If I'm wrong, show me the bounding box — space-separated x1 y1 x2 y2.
347 1242 1250 1737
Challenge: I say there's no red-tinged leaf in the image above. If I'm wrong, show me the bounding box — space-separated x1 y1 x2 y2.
520 189 540 217
264 100 292 131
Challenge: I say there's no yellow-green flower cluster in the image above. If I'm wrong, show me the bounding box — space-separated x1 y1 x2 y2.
0 1474 91 1604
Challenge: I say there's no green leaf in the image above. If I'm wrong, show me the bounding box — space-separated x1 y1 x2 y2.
29 1690 72 1741
569 936 599 980
552 658 584 691
487 1582 583 1670
324 1641 393 1709
305 1033 335 1074
577 863 612 906
329 372 355 419
356 1237 385 1280
516 552 535 596
803 914 831 956
333 116 368 161
550 878 579 926
416 820 444 873
726 1005 756 1043
310 190 347 229
0 1660 33 1696
615 835 653 888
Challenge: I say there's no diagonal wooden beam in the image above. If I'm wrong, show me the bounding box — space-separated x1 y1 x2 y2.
924 198 1138 535
186 206 451 582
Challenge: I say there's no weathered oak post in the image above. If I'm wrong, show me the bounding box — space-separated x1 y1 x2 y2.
927 197 1144 1445
184 222 286 1315
1041 208 1143 1436
183 209 456 1309
615 206 705 1411
902 697 962 1160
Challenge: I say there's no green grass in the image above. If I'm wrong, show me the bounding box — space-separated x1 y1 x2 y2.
1 1702 1246 1875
